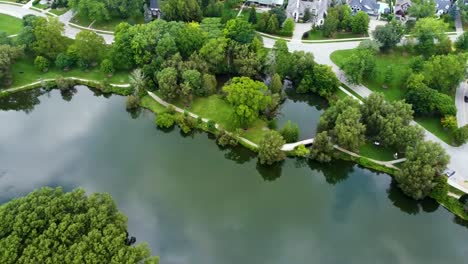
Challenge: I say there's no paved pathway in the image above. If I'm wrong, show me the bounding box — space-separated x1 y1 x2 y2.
291 22 313 42
456 80 468 127
22 0 33 9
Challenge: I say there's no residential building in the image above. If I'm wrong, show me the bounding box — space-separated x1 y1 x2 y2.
247 0 285 6
286 0 330 25
149 0 161 18
348 0 380 16
394 0 411 20
435 0 452 17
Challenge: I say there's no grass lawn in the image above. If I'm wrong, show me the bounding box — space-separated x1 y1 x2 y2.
414 116 455 145
0 14 23 35
8 57 130 88
331 49 412 102
359 142 397 161
49 8 69 16
139 95 167 114
71 13 144 31
303 29 367 40
33 2 49 9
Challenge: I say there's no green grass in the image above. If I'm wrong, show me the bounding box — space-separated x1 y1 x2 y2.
139 95 167 114
33 2 48 9
414 116 455 145
0 14 23 35
359 142 397 161
70 13 144 31
331 49 412 102
49 8 69 16
8 57 129 88
303 29 368 40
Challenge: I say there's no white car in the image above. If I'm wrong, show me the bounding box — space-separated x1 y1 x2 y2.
443 169 456 177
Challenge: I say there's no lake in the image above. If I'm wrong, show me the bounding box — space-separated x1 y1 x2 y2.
0 87 467 264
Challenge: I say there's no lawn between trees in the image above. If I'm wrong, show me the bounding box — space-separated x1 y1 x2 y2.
0 14 23 36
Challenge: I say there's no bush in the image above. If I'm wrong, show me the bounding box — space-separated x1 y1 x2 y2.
34 56 49 72
207 120 216 131
293 144 310 157
430 176 449 200
55 53 73 70
100 59 114 75
217 129 239 147
166 104 176 114
280 120 299 143
155 112 175 128
126 95 139 110
176 115 196 134
258 131 286 165
454 125 468 146
441 115 457 131
267 119 277 130
55 76 74 91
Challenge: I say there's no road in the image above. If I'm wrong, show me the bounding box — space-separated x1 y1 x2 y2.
456 81 468 127
2 2 468 192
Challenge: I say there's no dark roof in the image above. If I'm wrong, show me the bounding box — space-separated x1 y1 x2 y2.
149 0 159 9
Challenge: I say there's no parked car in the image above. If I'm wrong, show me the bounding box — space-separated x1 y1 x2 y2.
464 96 468 103
443 169 456 177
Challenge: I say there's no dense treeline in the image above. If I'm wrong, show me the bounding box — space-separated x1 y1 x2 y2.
0 187 158 263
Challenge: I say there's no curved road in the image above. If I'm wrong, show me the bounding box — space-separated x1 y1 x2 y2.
2 2 468 192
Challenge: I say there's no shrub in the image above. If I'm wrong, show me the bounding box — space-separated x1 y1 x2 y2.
217 129 239 147
293 144 310 157
176 115 196 134
55 76 74 91
454 125 468 146
126 95 139 110
166 104 176 114
155 112 175 128
280 120 299 143
207 120 216 131
34 56 49 72
267 119 277 130
100 59 114 75
430 176 449 200
441 115 457 131
197 116 203 125
55 53 73 70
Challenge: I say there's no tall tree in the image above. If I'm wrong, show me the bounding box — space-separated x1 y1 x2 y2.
332 107 366 152
372 20 405 50
408 0 436 19
0 45 23 86
248 6 257 24
0 187 158 264
396 141 450 199
351 11 370 35
309 131 334 163
157 67 179 101
223 77 271 127
258 131 286 165
129 68 147 97
224 18 256 44
32 17 66 59
411 17 448 56
69 30 105 64
161 0 202 22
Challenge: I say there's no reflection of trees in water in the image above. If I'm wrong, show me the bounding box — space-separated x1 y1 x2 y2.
60 87 77 102
453 216 468 229
387 180 439 215
0 89 43 113
307 159 354 185
284 88 328 111
126 107 142 119
256 161 283 182
223 145 256 165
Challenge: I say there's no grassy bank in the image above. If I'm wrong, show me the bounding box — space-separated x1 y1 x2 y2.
330 49 455 145
70 14 144 31
359 142 397 161
9 57 129 88
303 29 367 40
0 14 23 35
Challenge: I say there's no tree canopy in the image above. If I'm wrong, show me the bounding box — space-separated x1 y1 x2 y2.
0 187 158 264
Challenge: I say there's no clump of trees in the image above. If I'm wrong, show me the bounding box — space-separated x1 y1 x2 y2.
255 7 295 36
69 0 145 23
0 44 23 86
320 6 369 38
372 20 405 51
258 130 286 165
0 187 158 263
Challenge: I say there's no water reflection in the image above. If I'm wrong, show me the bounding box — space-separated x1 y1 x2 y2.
0 89 43 113
386 180 439 214
256 161 283 181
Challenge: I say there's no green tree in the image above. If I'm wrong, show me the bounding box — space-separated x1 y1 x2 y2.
0 44 23 86
256 12 269 32
232 43 261 78
181 69 202 102
281 18 295 36
318 97 361 131
441 115 458 131
161 0 202 22
157 67 179 101
411 17 448 56
351 11 370 35
396 141 450 199
408 0 436 19
155 112 175 128
280 120 299 143
55 53 74 71
332 107 366 152
372 20 405 50
454 125 468 145
266 14 280 33
32 17 66 59
70 30 105 65
202 73 218 95
422 54 467 94
129 68 147 97
311 64 339 98
224 18 256 44
100 59 114 75
248 6 257 24
199 37 228 74
0 187 158 264
69 0 110 22
258 130 286 165
309 131 334 163
223 77 271 127
322 13 339 37
269 73 283 94
341 48 376 84
269 7 287 26
34 55 49 72
455 31 468 51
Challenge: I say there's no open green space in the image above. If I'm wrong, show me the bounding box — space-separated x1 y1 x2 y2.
303 29 367 40
359 142 397 161
0 14 23 35
331 49 411 102
70 13 145 31
8 57 129 88
33 2 48 9
414 116 455 145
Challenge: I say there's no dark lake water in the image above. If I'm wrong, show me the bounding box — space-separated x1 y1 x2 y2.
0 87 467 264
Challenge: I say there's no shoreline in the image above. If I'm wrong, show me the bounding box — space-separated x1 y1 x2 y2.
1 79 467 221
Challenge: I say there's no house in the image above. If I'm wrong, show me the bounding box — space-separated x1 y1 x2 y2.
247 0 285 6
394 0 411 20
286 0 330 25
348 0 380 16
149 0 161 18
435 0 452 17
